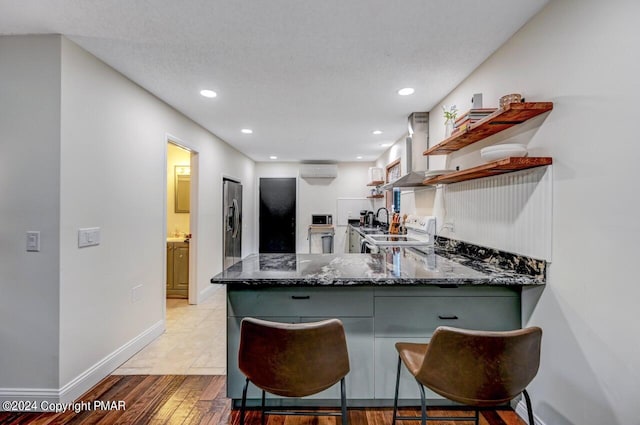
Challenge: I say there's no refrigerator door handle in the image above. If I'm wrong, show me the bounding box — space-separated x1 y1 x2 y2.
231 198 240 238
227 204 234 232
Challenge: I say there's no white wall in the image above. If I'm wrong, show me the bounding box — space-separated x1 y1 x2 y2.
427 1 640 423
0 35 61 391
58 37 256 389
1 34 256 402
255 162 374 253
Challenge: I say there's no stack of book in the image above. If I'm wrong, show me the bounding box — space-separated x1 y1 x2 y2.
453 108 497 134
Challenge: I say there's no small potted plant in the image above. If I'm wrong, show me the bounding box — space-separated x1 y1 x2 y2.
442 104 457 138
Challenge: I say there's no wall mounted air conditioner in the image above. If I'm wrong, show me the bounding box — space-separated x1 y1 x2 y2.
299 164 338 178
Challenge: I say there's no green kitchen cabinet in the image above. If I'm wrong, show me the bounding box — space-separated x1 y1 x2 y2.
373 286 520 400
226 285 521 405
227 315 374 401
226 287 374 403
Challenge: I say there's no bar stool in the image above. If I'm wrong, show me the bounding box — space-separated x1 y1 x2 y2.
238 317 350 425
392 326 542 425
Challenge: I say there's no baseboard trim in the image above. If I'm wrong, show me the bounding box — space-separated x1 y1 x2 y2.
199 283 222 303
59 320 165 403
0 320 164 407
0 387 60 403
516 399 547 425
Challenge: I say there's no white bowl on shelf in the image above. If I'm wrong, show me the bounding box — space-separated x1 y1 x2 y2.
480 144 528 162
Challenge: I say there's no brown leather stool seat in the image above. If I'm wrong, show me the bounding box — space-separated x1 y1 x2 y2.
392 326 542 425
238 317 350 425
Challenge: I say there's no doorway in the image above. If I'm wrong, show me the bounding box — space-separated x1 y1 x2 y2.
166 142 193 300
259 178 297 253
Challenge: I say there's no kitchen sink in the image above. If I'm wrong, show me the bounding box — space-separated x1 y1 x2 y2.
358 226 388 234
364 234 430 247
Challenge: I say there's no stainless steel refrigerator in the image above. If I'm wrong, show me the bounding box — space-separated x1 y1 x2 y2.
223 179 242 269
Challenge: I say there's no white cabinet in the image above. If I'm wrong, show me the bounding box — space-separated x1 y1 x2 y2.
348 226 362 253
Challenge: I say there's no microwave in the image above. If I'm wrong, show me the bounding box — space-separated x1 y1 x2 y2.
312 214 333 225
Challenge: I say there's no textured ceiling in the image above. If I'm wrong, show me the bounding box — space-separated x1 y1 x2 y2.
0 0 548 162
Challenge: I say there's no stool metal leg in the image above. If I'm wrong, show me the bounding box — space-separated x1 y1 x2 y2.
392 355 402 425
523 389 535 425
340 377 348 425
261 389 266 425
240 378 249 425
417 380 427 425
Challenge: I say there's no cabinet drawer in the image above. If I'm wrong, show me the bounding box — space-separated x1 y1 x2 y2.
374 296 520 337
374 286 519 297
228 287 373 317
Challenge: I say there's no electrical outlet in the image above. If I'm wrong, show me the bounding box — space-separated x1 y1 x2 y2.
78 227 101 248
131 284 143 303
442 222 455 233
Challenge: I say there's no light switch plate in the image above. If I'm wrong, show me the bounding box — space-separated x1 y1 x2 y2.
78 227 101 248
26 231 40 252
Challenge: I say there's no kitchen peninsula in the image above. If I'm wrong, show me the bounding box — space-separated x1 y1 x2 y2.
211 246 545 406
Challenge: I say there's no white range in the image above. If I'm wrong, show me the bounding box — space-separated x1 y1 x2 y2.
363 215 436 253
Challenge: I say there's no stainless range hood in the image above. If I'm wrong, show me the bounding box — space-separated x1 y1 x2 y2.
382 112 432 190
381 137 429 189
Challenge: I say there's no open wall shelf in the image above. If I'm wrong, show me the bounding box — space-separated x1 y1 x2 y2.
423 157 552 185
423 102 553 155
367 181 385 187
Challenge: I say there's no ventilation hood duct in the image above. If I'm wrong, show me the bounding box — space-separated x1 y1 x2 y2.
381 112 431 190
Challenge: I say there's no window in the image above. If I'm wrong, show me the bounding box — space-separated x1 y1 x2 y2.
386 159 401 182
385 159 401 213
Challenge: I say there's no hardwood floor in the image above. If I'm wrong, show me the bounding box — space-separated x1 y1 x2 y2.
0 375 526 424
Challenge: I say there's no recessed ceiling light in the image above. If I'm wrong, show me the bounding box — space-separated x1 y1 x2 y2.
241 129 253 134
269 155 278 160
397 87 415 96
380 143 392 148
200 89 217 98
372 130 383 135
356 156 363 160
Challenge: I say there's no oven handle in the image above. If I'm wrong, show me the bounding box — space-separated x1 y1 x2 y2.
360 240 379 253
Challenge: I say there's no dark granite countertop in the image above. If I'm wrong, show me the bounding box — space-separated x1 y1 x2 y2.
210 245 545 287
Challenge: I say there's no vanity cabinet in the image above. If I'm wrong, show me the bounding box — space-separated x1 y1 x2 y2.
167 241 189 298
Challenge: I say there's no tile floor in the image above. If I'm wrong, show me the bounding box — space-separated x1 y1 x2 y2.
113 284 227 375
